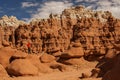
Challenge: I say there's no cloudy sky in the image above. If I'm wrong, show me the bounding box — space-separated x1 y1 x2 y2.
0 0 119 22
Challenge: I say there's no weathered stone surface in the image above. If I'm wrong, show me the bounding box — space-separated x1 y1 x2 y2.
26 54 53 73
6 59 38 76
47 61 70 72
0 64 9 77
36 63 53 73
0 47 16 68
62 58 85 65
40 53 56 63
52 51 62 57
11 51 28 59
26 54 41 65
60 47 84 58
0 6 118 62
0 6 119 58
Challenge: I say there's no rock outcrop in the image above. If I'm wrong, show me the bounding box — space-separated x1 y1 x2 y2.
0 47 16 68
40 53 56 63
12 6 119 59
94 41 120 80
11 6 120 58
6 59 38 76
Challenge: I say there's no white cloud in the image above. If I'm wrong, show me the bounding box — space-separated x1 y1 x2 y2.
75 0 97 2
0 7 4 13
75 0 84 2
96 0 120 18
22 18 30 23
75 0 120 18
96 6 120 18
26 10 34 14
21 2 39 8
23 0 120 22
30 1 73 19
97 1 112 7
0 11 4 13
112 0 120 4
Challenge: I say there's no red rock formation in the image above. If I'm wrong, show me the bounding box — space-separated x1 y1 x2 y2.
0 47 16 68
0 64 9 77
6 59 38 76
0 6 119 61
0 6 120 79
40 53 56 63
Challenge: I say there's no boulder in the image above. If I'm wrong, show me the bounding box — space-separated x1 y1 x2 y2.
40 53 56 63
12 51 28 59
26 54 53 73
6 59 38 76
62 57 85 65
0 64 9 77
0 47 15 68
60 47 84 58
9 51 28 63
36 63 53 73
26 54 41 65
47 61 71 72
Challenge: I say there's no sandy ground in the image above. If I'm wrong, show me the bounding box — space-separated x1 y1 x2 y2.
0 68 101 80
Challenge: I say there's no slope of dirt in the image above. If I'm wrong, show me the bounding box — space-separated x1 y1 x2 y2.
0 69 101 80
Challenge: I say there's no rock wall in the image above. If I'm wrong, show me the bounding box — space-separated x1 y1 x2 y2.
0 6 120 59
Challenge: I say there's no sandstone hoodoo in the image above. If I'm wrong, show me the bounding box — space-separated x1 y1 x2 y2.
6 59 39 76
0 5 120 80
40 53 56 63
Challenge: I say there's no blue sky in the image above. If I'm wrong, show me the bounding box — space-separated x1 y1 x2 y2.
0 0 119 22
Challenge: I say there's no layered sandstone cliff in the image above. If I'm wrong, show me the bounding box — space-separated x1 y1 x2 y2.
0 6 119 56
14 6 120 58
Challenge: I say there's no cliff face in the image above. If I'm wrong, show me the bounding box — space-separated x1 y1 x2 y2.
0 6 120 58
